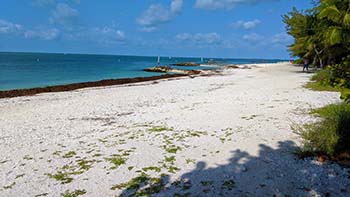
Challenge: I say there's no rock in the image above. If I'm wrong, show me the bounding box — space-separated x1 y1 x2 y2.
144 66 201 75
226 64 240 69
241 65 252 69
185 70 201 75
143 66 171 73
225 64 252 69
172 62 200 66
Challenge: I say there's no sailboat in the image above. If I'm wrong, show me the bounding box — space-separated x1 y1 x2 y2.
157 56 160 65
201 57 204 62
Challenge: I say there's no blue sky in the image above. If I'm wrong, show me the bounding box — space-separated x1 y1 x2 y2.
0 0 313 59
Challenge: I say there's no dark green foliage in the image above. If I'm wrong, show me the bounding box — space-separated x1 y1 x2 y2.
284 0 350 67
293 59 304 64
306 55 350 101
341 89 350 102
285 1 350 102
300 103 350 155
328 57 350 88
305 69 342 92
310 69 332 85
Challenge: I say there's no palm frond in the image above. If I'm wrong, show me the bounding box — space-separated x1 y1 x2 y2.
318 5 341 23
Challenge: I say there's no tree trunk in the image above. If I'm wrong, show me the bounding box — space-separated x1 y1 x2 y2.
314 47 325 69
319 58 324 69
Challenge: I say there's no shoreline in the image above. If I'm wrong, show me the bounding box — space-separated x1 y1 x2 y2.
0 62 283 99
0 73 187 99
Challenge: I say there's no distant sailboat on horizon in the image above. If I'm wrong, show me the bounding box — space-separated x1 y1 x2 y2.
157 56 160 65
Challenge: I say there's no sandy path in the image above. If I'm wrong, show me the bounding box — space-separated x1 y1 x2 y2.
0 63 348 196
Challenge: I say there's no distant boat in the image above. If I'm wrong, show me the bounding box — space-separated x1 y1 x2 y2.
157 56 160 65
169 56 172 60
201 57 204 62
36 58 40 62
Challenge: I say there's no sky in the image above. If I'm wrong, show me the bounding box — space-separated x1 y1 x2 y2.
0 0 313 59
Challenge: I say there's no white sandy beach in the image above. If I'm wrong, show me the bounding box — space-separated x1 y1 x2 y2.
1 63 349 196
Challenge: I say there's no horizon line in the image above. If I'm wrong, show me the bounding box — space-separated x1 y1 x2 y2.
0 50 290 60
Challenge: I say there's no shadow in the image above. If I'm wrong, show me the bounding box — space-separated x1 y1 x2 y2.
291 70 317 74
292 70 317 74
288 64 318 74
120 140 350 196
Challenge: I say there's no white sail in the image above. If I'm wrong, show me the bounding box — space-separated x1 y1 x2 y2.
157 56 160 65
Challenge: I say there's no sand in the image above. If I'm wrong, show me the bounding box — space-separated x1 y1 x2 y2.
0 63 349 196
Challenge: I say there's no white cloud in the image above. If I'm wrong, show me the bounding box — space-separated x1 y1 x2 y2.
195 0 279 10
116 30 125 40
0 19 23 34
0 18 62 41
176 33 191 40
176 32 222 45
170 0 183 13
242 33 264 42
233 19 261 30
174 32 240 49
24 28 60 40
93 26 126 41
67 26 127 45
0 17 128 46
241 32 292 47
50 3 79 29
137 0 183 32
270 33 292 45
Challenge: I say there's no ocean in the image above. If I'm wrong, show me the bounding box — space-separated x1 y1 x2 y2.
0 52 284 90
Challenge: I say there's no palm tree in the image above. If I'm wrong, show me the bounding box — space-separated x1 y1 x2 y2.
317 0 350 64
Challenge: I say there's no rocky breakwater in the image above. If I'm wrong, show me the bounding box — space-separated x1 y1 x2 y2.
171 62 200 66
143 66 201 75
225 64 252 69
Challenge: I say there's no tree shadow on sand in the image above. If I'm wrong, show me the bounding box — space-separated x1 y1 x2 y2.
290 64 318 74
120 140 350 196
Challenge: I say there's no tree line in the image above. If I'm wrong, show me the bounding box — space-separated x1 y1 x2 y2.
284 0 350 67
284 0 350 101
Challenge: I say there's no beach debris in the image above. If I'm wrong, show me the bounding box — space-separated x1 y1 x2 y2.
221 179 236 190
61 189 86 197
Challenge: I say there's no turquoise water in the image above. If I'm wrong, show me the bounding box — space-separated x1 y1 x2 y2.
0 52 285 90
